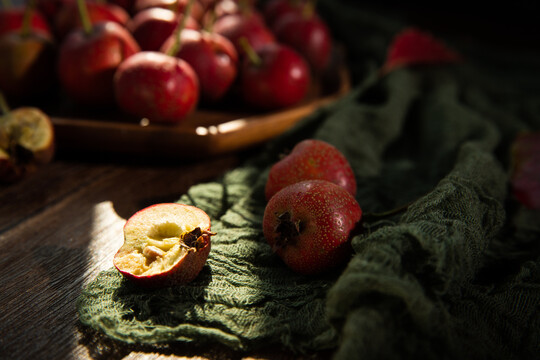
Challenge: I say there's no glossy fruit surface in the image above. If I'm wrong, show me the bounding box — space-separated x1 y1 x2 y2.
210 0 242 19
128 8 199 51
0 7 52 37
133 0 205 23
114 51 199 123
213 12 275 56
162 29 238 102
54 1 130 39
381 27 462 74
114 203 213 288
265 139 357 200
57 21 140 105
263 180 362 275
272 11 332 72
239 42 310 109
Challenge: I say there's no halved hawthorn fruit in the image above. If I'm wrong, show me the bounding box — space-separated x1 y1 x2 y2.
113 203 214 288
0 106 55 183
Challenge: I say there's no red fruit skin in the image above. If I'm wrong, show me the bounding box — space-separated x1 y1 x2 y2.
0 7 52 38
213 12 275 56
239 43 310 110
211 0 242 19
114 51 199 124
108 0 137 12
272 11 332 72
161 29 238 102
54 1 130 40
57 22 140 105
263 180 362 275
128 8 199 51
381 27 462 74
0 31 57 99
265 139 357 201
262 0 304 26
36 0 72 23
116 239 210 288
114 203 212 288
133 0 205 23
511 132 540 209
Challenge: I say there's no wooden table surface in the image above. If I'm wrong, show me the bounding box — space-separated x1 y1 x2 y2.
0 149 330 360
1 3 536 359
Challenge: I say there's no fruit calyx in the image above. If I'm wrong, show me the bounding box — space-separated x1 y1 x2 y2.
141 226 213 262
144 225 210 256
118 221 214 276
273 211 303 249
182 227 216 251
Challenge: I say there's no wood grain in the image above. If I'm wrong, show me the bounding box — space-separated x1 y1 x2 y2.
0 156 238 360
0 154 331 360
0 44 347 360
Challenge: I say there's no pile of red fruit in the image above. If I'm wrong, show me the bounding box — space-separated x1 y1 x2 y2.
0 0 334 124
263 139 362 275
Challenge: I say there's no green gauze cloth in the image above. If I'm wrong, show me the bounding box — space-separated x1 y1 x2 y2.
77 2 540 358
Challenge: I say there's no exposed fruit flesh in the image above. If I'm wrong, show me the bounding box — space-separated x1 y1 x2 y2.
114 204 211 277
0 107 54 165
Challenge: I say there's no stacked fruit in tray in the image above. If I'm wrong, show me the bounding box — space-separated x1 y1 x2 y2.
0 0 334 124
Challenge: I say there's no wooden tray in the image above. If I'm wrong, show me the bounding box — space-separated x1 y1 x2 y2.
49 65 350 158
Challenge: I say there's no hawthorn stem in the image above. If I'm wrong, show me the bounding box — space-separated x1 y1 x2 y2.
20 0 36 37
204 5 216 33
0 92 10 115
239 0 250 16
238 37 261 66
166 0 195 56
76 0 93 36
302 0 315 19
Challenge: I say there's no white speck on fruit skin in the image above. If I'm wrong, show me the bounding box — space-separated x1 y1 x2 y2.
290 66 303 80
165 76 177 92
